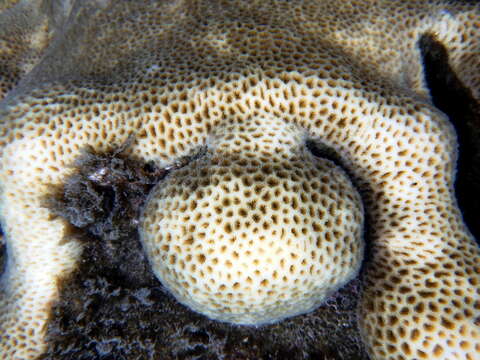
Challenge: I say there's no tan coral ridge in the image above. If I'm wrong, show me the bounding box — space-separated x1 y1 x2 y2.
0 1 479 360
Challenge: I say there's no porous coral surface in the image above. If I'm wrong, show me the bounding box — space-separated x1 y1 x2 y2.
141 117 364 325
0 1 479 359
0 0 72 100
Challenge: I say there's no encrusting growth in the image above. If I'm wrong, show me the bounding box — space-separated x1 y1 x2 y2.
0 1 479 359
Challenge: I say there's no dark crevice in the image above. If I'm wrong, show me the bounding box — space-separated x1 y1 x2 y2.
306 139 343 165
419 33 480 241
0 226 4 276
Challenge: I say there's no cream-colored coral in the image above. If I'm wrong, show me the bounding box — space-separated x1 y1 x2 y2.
0 1 479 359
141 117 364 325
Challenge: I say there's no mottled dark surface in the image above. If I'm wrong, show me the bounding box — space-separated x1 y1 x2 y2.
0 30 478 360
45 141 168 242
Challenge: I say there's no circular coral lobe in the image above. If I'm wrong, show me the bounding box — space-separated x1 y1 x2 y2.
140 146 364 325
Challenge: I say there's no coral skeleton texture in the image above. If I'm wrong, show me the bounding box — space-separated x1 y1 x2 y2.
0 1 479 359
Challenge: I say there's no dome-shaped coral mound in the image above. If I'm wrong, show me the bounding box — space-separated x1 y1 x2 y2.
141 118 364 324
